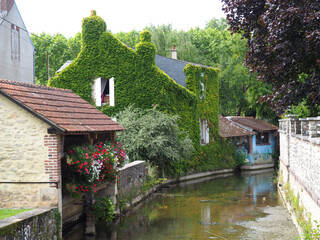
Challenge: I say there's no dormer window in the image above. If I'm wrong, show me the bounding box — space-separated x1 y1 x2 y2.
92 77 114 107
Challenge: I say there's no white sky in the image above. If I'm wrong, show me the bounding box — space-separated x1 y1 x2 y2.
15 0 226 38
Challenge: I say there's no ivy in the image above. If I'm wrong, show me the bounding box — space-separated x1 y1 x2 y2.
49 11 227 172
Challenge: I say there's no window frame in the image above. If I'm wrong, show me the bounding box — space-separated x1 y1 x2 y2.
256 132 270 145
11 24 20 61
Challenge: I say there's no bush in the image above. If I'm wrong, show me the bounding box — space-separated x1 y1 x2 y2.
115 106 194 175
93 196 114 224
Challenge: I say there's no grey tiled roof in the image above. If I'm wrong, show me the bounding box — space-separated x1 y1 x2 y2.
155 55 209 87
155 55 188 87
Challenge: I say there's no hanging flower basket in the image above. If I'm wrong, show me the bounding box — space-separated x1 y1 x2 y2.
65 141 126 198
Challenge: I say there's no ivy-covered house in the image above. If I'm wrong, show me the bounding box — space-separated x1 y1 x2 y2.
49 11 229 170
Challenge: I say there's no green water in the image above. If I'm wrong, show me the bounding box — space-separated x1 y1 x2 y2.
95 171 294 240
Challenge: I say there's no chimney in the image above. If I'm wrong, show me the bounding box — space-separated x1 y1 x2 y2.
171 45 177 60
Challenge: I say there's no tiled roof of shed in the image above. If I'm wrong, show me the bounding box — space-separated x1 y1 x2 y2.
0 79 125 134
219 117 255 138
231 117 278 132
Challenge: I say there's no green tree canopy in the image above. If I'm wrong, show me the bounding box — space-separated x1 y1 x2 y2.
31 32 81 85
222 0 320 116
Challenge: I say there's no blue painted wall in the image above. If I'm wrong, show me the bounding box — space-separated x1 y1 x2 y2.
247 131 276 164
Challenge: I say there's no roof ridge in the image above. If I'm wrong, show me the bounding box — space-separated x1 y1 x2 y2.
0 79 73 93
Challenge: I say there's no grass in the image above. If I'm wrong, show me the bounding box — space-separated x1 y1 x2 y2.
0 209 32 220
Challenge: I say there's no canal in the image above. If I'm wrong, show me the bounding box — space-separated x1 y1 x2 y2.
67 170 299 239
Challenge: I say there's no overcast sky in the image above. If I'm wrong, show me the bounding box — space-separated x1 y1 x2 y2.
15 0 226 38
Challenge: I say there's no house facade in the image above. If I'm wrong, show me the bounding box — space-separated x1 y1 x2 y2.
0 0 35 83
220 116 278 165
49 11 220 155
0 79 125 210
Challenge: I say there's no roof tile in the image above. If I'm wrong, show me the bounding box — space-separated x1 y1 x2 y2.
231 117 278 132
219 117 255 138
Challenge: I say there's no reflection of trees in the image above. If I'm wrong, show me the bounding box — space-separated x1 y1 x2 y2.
97 172 278 239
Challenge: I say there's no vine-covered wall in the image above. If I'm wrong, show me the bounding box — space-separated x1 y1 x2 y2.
49 11 227 169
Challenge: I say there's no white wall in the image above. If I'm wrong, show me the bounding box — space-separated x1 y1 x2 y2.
279 117 320 227
0 3 35 83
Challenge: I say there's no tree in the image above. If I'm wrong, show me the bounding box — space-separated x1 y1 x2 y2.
31 32 81 85
114 30 140 48
115 106 194 175
222 0 320 116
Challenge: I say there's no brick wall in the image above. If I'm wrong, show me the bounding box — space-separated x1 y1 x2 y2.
44 134 62 188
279 116 320 225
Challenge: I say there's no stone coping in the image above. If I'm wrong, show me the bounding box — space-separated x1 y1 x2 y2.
119 160 145 171
241 163 274 171
0 207 55 228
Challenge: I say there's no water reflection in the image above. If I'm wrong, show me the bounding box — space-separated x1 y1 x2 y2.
66 170 298 240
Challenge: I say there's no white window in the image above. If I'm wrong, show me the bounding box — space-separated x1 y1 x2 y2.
92 77 115 107
11 24 20 61
200 82 205 99
200 119 209 144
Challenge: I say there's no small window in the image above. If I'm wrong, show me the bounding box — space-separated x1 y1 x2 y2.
200 119 209 144
200 82 205 100
11 24 20 61
256 132 269 145
92 77 114 107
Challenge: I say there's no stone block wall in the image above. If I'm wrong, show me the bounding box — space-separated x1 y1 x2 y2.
279 116 320 224
118 161 147 196
0 208 60 239
0 94 61 208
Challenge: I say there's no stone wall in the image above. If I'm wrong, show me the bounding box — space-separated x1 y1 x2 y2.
0 208 60 239
118 161 147 196
279 116 320 225
0 94 61 208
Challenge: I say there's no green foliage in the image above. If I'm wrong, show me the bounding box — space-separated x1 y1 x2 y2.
235 149 248 167
141 161 165 191
283 183 319 239
284 99 311 118
93 196 115 224
0 209 32 220
54 209 62 240
115 106 194 174
49 12 220 172
31 32 81 86
205 18 228 30
114 30 140 48
308 220 320 239
192 140 236 172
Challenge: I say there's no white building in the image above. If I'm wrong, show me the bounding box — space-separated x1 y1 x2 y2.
0 0 35 83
